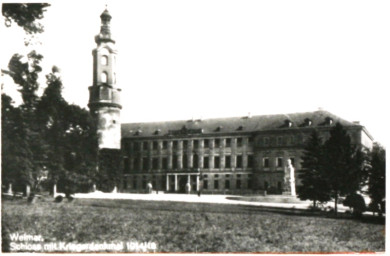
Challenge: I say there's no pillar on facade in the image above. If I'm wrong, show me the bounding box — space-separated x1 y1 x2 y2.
174 175 178 191
166 175 169 191
196 176 200 191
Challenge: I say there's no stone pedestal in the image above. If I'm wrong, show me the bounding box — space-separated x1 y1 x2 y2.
53 184 57 197
7 183 13 194
26 185 31 197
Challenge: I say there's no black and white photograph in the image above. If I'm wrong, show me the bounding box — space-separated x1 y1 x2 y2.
1 0 387 253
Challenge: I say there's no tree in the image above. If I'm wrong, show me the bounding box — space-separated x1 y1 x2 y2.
366 143 386 216
37 68 98 196
322 123 365 216
2 51 49 194
97 149 123 192
2 3 51 45
298 130 331 208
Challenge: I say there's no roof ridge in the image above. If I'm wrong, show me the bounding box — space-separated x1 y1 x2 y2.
121 110 326 125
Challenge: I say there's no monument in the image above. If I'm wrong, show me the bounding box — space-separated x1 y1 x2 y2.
283 159 296 196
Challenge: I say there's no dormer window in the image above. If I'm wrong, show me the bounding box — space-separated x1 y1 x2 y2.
284 119 292 128
154 129 161 135
237 125 244 131
304 118 312 127
325 117 333 125
134 129 142 136
215 126 223 132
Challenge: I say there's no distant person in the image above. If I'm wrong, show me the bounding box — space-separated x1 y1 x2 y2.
147 182 153 194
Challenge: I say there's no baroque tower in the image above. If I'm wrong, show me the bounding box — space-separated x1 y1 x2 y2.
88 9 121 149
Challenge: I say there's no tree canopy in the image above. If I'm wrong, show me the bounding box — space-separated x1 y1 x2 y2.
298 123 370 216
2 3 50 33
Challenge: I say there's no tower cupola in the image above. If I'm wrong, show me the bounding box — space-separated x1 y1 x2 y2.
95 9 115 44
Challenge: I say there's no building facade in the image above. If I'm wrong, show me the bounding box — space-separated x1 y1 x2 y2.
89 10 374 194
120 113 373 194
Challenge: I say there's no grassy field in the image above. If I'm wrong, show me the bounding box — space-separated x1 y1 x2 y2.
2 197 385 253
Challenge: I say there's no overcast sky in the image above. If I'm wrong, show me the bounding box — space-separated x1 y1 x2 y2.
1 0 389 145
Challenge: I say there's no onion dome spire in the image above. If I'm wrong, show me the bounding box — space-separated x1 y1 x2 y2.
95 8 115 44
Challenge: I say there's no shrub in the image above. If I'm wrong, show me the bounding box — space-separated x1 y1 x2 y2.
54 195 63 203
343 193 366 218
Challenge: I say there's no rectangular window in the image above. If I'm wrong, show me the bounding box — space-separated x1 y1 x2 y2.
277 136 282 146
194 140 199 148
214 179 219 190
142 157 148 171
225 179 230 189
263 157 269 168
203 179 208 190
215 139 220 148
143 141 148 150
247 155 254 168
214 156 220 168
225 155 231 168
162 141 168 149
203 156 209 168
204 139 209 148
142 176 147 189
225 138 231 147
277 157 283 167
133 177 137 189
248 137 254 145
153 141 158 150
183 154 188 169
134 158 140 170
173 155 178 169
236 155 243 168
193 154 199 168
183 140 188 150
237 138 243 147
124 157 130 174
291 136 296 145
264 137 269 146
152 158 159 170
173 141 178 149
134 142 140 151
236 179 241 189
248 174 253 189
162 157 168 169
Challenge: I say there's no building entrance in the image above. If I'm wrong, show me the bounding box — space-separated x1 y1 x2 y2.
166 173 199 193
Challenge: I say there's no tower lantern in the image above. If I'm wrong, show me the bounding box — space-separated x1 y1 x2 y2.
88 8 121 149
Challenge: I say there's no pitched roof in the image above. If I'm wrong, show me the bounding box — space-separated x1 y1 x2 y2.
121 110 359 138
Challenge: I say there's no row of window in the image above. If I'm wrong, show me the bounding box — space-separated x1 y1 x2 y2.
127 137 254 152
124 154 254 172
261 136 298 146
262 157 295 168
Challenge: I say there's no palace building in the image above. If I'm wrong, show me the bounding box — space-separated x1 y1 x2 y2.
89 10 374 194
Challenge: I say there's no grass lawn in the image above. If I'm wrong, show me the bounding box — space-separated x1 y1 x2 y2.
2 197 385 253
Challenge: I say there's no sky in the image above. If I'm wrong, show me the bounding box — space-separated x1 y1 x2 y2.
1 0 389 146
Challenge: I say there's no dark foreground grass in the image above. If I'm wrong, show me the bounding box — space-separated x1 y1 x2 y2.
2 198 385 253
